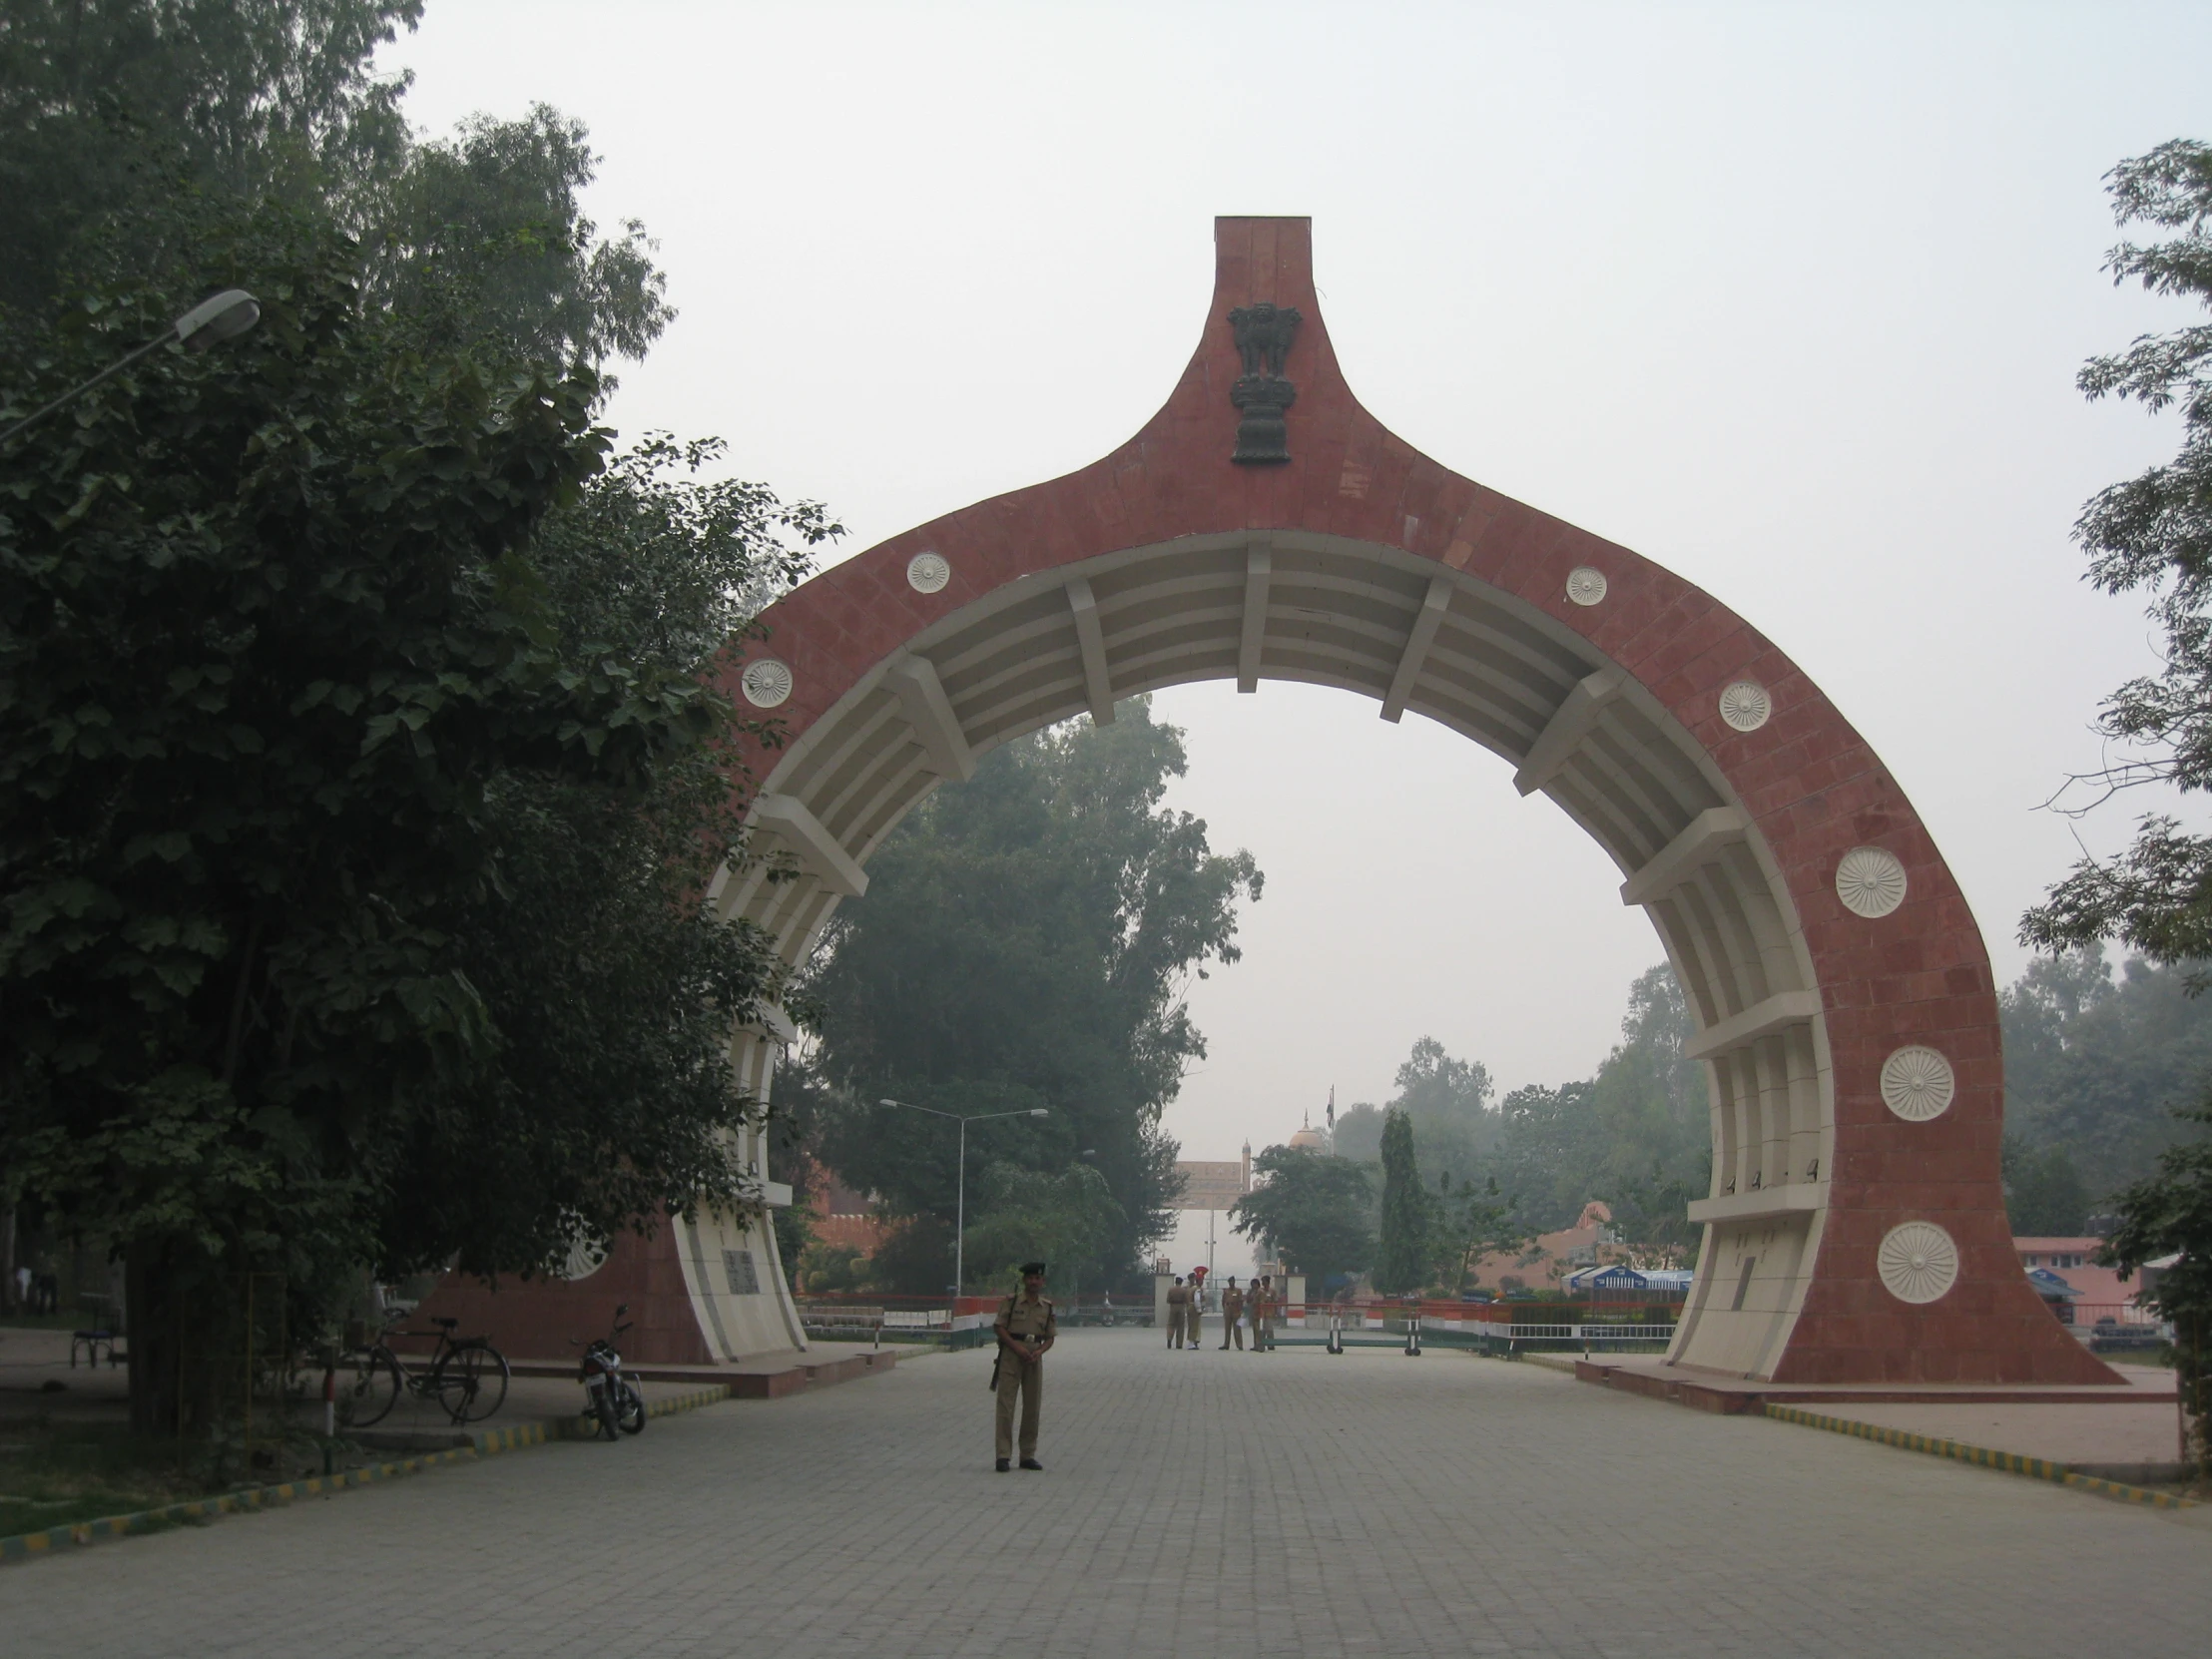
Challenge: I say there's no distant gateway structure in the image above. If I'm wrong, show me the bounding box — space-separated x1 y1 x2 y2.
1173 1148 1253 1212
422 220 2118 1387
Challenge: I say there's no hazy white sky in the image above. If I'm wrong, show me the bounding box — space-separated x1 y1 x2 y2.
385 2 2211 1160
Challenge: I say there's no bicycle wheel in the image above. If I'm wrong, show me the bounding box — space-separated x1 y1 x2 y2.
433 1342 510 1424
337 1349 402 1429
616 1382 646 1435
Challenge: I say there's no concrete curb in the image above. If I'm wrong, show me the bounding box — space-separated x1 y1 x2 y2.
1760 1402 2200 1511
0 1381 742 1565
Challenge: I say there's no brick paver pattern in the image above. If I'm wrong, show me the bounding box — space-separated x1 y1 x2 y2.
3 1330 2207 1657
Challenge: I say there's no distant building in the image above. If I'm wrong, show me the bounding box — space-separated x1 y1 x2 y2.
2012 1236 2144 1325
806 1161 889 1255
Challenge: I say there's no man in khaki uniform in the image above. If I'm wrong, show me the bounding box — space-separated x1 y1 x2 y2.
1251 1275 1274 1351
1165 1276 1189 1348
993 1261 1056 1471
1219 1277 1246 1350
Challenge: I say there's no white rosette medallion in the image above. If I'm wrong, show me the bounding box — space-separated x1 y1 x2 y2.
741 658 794 709
1877 1221 1958 1305
1836 846 1908 918
1880 1046 1955 1123
1718 681 1772 732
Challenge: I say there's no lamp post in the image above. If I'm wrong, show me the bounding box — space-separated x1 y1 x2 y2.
878 1099 1048 1302
1 287 262 445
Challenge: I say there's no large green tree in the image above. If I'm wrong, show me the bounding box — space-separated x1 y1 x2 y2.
2017 147 2212 1451
795 700 1262 1290
961 1161 1125 1299
0 3 671 377
0 1 423 326
0 0 812 1433
0 205 808 1428
1373 1107 1434 1294
2023 141 2212 961
1335 1035 1494 1180
371 433 827 1279
1229 1145 1375 1285
355 102 671 373
1998 945 2212 1202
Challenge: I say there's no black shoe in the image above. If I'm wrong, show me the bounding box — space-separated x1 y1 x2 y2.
1019 1458 1044 1470
996 1458 1010 1472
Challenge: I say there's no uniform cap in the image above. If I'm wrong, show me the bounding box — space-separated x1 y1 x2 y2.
1019 1261 1048 1277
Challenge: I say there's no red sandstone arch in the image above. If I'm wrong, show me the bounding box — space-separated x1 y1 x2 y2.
425 219 2117 1387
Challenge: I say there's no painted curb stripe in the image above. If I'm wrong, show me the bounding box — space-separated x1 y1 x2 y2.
1761 1402 2200 1510
1 1382 742 1564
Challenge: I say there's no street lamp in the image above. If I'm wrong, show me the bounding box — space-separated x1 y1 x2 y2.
878 1098 1048 1302
1 287 262 445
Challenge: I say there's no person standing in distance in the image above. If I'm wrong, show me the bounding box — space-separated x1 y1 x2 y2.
1166 1276 1189 1349
1219 1276 1245 1350
1252 1275 1274 1352
1186 1270 1205 1352
993 1261 1056 1471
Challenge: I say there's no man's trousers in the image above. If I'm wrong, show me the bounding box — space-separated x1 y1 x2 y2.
994 1358 1042 1460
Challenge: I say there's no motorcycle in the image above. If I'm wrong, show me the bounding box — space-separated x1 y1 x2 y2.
572 1304 647 1440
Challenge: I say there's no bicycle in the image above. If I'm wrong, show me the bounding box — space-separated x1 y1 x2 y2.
337 1317 510 1428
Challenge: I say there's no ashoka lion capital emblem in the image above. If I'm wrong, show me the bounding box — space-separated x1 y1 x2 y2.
1229 302 1302 464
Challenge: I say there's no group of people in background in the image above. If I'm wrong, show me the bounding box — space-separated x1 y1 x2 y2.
10 1263 60 1315
1163 1272 1277 1351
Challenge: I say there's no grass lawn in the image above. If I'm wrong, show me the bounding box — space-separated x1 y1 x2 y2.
0 1408 371 1539
0 1421 225 1536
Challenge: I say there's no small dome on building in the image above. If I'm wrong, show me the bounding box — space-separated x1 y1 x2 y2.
1287 1110 1325 1151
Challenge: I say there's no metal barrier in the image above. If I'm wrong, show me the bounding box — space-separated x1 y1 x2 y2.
1292 1318 1675 1355
798 1305 885 1345
1467 1323 1677 1358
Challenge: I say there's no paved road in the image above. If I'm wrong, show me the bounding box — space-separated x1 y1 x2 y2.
3 1329 2206 1657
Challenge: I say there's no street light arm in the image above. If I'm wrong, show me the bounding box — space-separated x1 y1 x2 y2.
0 334 167 446
879 1099 1047 1126
878 1097 957 1121
1 287 260 448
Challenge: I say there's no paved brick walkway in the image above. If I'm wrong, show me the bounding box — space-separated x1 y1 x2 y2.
3 1330 2206 1657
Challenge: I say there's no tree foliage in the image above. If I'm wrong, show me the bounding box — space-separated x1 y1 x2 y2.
1998 945 2212 1205
0 207 812 1377
961 1161 1125 1298
0 2 671 385
1335 1035 1491 1177
356 103 672 373
791 700 1262 1290
2023 141 2212 963
2000 1135 2092 1236
2096 1106 2212 1480
1431 1172 1528 1294
1337 967 1707 1254
1373 1107 1434 1295
0 8 829 1426
0 1 424 324
1228 1145 1374 1284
